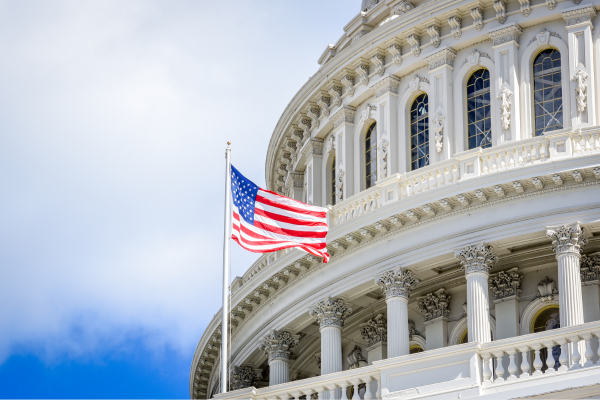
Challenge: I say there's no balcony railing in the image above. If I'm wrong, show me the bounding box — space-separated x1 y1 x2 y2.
215 320 600 400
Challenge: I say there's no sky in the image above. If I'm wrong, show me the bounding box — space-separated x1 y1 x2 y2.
0 1 357 398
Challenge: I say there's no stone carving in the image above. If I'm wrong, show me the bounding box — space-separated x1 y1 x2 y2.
335 164 344 202
513 181 524 193
422 204 436 217
406 210 419 222
361 103 377 122
376 267 420 299
418 288 451 321
372 75 401 98
388 42 403 66
581 253 600 283
317 95 331 117
361 314 387 347
406 33 421 57
332 106 356 128
537 277 558 302
298 117 312 139
518 0 531 16
470 7 484 31
532 177 544 189
408 319 419 339
546 0 556 9
347 345 368 369
308 296 353 328
378 136 389 179
454 242 499 275
457 194 470 206
562 6 596 26
426 24 441 48
488 24 523 46
448 14 462 39
490 268 522 300
573 170 583 182
494 0 507 23
440 199 453 211
307 105 321 129
364 0 381 11
594 167 600 179
258 330 300 361
359 228 373 239
341 73 355 97
392 1 414 14
371 52 386 76
355 63 370 86
230 366 263 391
494 185 506 198
345 234 360 245
390 216 403 226
572 69 589 113
475 189 488 202
331 241 347 250
426 47 456 71
408 76 426 93
546 222 587 255
433 110 445 153
325 134 335 153
552 174 563 186
314 352 321 369
328 84 342 107
375 222 389 232
498 86 512 130
352 30 369 45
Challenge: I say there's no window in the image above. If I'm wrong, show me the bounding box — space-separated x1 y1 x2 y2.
331 155 336 206
534 49 563 136
409 345 424 354
410 93 429 170
365 122 377 189
532 305 560 372
467 69 492 149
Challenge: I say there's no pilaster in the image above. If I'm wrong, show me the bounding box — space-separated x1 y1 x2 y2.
562 6 597 128
302 138 324 206
258 330 300 386
418 288 451 350
426 47 456 162
331 107 356 201
581 253 600 322
371 76 401 178
490 268 522 339
487 23 523 143
360 313 387 364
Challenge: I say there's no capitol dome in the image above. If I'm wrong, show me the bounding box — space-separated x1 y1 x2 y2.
191 0 600 398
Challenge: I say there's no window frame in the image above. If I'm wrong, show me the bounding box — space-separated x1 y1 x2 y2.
466 68 492 150
532 48 563 137
364 122 377 189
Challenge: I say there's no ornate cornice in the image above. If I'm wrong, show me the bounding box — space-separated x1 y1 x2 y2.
308 296 353 329
360 313 387 347
489 267 522 301
418 288 451 321
454 242 499 275
546 222 587 256
425 47 457 71
487 23 523 46
258 329 300 362
375 267 420 299
331 106 356 129
302 138 324 163
371 75 401 99
562 6 596 27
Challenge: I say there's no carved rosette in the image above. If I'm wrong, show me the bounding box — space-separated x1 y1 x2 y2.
581 254 600 283
418 288 451 321
360 313 387 347
489 268 522 300
454 243 499 275
546 222 587 256
308 296 353 329
375 267 420 299
258 330 300 362
230 366 263 391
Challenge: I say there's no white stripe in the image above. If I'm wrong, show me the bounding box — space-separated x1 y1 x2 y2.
255 201 327 224
233 210 326 245
253 213 328 232
258 189 328 213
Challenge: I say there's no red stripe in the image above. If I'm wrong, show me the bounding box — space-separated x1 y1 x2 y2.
233 222 326 249
254 208 327 227
256 194 326 218
232 234 329 262
253 219 327 238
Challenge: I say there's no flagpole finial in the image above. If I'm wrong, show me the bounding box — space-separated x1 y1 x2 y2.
227 141 231 147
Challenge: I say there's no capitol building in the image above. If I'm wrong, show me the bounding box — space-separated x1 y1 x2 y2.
191 0 600 398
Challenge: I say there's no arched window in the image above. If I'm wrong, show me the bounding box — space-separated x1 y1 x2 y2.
410 93 429 170
409 345 424 354
365 122 377 189
532 305 560 372
331 155 336 206
467 69 492 149
534 49 563 136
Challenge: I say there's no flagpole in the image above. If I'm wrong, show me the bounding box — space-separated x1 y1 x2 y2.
221 142 232 394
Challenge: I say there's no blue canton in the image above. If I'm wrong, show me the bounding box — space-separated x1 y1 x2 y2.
231 165 260 225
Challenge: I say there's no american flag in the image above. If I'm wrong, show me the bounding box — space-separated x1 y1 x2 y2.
230 165 329 263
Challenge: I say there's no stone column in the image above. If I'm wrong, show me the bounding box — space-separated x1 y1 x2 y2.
426 46 457 162
370 76 401 177
258 330 300 386
375 267 419 358
562 6 597 128
418 288 451 350
331 107 356 200
487 23 522 142
360 314 387 364
546 222 587 328
455 243 498 344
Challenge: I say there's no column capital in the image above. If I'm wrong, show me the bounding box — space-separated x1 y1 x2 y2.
301 138 324 164
562 6 596 28
370 75 401 99
375 267 420 299
359 313 387 347
308 296 353 329
331 106 356 129
546 222 588 256
454 242 499 275
487 23 523 46
230 366 263 391
425 46 457 71
258 329 300 362
418 288 451 321
489 267 522 302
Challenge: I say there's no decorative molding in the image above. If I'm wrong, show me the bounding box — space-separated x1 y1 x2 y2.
487 23 523 46
317 95 331 118
336 164 344 202
426 21 441 48
426 47 457 71
230 366 263 391
454 242 499 275
351 30 370 45
418 288 451 321
470 6 484 31
527 29 561 47
562 6 597 27
375 267 420 299
341 72 355 97
406 75 428 94
572 69 589 113
433 110 445 153
546 0 557 10
406 32 421 57
489 268 522 301
493 0 507 24
518 0 531 16
331 106 356 129
581 253 600 283
307 104 321 130
328 83 343 108
446 12 462 39
371 51 386 76
308 296 353 328
302 138 324 162
387 39 403 67
498 86 513 130
546 222 587 256
378 136 390 179
258 330 300 362
360 313 387 347
461 50 491 68
360 103 377 123
408 319 420 339
346 345 368 369
371 75 401 98
536 277 558 302
355 61 370 86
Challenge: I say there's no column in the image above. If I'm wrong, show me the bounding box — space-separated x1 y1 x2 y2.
562 6 597 128
418 288 450 350
375 267 419 357
487 23 523 142
330 107 356 200
370 76 401 177
546 222 587 328
258 330 300 386
455 243 498 343
425 46 456 162
303 138 324 207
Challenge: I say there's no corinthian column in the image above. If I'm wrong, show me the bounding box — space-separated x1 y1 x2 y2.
258 330 300 386
546 222 587 328
375 267 419 358
455 243 498 344
309 296 353 375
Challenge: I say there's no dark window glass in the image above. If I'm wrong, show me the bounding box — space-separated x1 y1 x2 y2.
410 93 429 170
365 123 377 189
331 156 336 206
533 49 563 136
467 69 492 149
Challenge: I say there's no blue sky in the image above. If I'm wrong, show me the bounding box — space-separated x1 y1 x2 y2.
0 1 356 398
